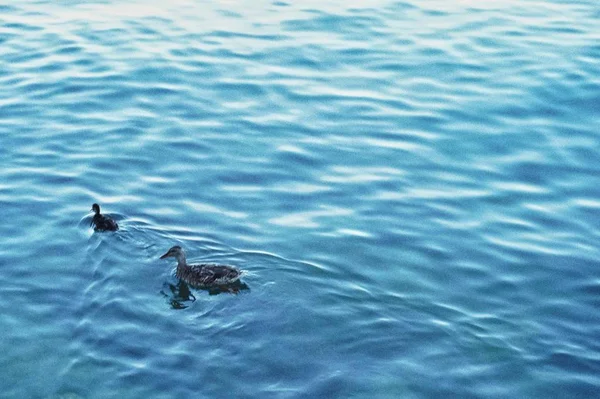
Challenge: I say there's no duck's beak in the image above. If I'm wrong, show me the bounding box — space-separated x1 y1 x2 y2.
160 251 171 259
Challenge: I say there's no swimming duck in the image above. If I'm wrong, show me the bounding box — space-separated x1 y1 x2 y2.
160 246 242 287
90 203 119 231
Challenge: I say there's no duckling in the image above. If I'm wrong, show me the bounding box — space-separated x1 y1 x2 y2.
160 246 242 287
90 203 119 231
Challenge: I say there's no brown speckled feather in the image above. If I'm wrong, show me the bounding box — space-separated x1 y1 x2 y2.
177 264 242 287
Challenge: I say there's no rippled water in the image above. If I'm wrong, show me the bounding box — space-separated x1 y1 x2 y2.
1 1 600 398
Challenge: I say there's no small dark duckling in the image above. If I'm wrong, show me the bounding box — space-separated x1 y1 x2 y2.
160 246 242 287
90 203 119 231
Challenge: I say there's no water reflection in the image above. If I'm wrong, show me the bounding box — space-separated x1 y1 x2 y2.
161 280 196 309
205 279 250 296
161 279 250 309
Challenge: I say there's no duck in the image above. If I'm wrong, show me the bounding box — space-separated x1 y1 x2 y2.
160 245 242 287
90 203 119 231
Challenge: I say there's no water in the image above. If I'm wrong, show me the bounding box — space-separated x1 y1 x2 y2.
1 1 599 397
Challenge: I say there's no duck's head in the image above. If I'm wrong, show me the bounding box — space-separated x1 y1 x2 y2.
160 246 186 264
91 203 101 215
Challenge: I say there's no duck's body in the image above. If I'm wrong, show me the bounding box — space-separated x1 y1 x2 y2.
177 263 242 286
91 203 119 232
160 246 242 287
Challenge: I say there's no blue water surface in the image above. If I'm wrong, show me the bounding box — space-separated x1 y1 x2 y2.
1 1 600 398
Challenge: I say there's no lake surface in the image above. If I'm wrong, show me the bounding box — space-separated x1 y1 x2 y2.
1 1 600 398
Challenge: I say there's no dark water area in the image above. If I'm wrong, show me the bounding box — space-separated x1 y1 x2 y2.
1 1 600 398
